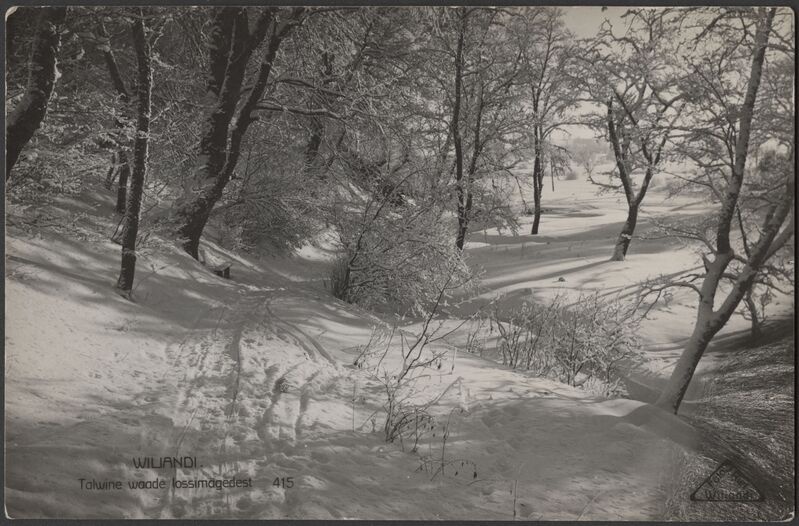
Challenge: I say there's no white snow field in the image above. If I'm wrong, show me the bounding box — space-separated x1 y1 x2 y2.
5 176 792 519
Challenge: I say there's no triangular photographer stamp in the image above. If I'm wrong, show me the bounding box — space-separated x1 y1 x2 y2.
690 460 764 502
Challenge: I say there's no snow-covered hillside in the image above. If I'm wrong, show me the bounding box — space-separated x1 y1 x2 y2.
4 177 792 519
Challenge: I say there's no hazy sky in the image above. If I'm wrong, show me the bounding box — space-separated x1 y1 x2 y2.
561 6 631 39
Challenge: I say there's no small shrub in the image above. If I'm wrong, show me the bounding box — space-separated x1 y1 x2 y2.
415 408 478 481
489 292 644 396
329 196 473 315
353 272 470 445
355 324 455 445
464 317 489 357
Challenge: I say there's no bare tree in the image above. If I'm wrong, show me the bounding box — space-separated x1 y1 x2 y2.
115 10 154 296
581 9 685 260
517 8 579 235
171 7 307 259
650 8 794 413
6 6 67 180
426 8 528 250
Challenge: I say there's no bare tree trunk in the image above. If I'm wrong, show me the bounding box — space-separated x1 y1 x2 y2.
656 8 781 413
6 6 66 179
531 173 542 234
116 14 151 295
605 98 644 262
655 317 718 413
174 184 225 259
531 124 543 235
454 10 486 251
610 203 638 261
455 192 473 250
451 10 467 251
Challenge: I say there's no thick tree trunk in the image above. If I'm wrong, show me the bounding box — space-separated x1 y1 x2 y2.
116 15 151 295
610 204 638 261
174 183 225 259
5 6 66 179
658 196 791 413
172 8 251 258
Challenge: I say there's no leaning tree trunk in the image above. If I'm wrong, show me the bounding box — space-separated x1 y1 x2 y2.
5 6 67 179
611 203 638 261
654 254 759 413
116 15 151 296
656 8 780 413
657 188 791 414
654 317 719 413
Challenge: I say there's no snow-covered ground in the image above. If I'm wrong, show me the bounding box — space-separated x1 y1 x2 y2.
4 177 792 519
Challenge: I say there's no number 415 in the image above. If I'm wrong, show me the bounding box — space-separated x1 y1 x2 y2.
273 477 294 489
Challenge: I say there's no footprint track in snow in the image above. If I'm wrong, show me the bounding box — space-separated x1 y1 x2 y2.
119 289 345 518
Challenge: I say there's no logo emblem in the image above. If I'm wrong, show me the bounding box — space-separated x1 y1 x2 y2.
690 460 764 502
